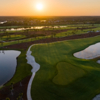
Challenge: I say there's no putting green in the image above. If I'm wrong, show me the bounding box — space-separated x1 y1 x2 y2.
53 62 85 85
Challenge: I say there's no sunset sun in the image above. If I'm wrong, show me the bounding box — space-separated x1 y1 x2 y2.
36 3 44 11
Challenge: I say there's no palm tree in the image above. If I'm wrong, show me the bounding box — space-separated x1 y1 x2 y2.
10 87 13 95
5 31 9 40
25 29 29 38
6 97 10 100
17 93 23 100
19 93 23 100
0 32 3 40
20 82 22 86
11 82 14 89
52 25 55 31
0 41 4 47
53 32 56 38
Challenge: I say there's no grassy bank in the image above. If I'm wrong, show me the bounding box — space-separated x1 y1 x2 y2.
30 36 100 100
4 49 32 86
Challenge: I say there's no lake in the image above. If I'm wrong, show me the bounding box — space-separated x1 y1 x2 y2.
0 50 21 86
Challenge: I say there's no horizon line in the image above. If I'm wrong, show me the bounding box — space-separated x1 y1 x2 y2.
0 15 100 17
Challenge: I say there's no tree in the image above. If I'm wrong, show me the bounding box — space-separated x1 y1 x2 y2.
11 82 14 88
0 41 4 47
20 82 22 86
25 29 29 38
17 93 23 100
6 97 10 100
5 31 9 40
53 32 56 37
10 87 13 95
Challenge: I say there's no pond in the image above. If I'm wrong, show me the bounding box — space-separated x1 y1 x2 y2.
0 50 21 86
74 43 100 64
5 25 67 32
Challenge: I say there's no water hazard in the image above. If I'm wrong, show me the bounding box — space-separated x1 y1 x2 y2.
5 26 67 32
0 50 21 86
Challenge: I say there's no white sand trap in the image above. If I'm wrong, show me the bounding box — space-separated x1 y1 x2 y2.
74 42 100 63
93 94 100 100
26 45 40 100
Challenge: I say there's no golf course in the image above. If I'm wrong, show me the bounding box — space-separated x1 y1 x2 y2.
1 1 100 99
30 36 100 100
1 23 100 100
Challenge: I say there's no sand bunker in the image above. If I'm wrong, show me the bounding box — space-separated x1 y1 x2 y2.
93 94 100 100
26 45 40 100
74 43 100 64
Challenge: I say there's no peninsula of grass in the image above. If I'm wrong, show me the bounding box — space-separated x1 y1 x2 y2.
4 49 32 86
30 36 100 100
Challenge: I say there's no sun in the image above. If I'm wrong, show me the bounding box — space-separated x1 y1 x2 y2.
36 3 43 11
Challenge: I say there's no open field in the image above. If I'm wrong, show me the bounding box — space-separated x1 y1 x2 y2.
30 36 100 100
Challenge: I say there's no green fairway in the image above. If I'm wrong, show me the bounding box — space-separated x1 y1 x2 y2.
53 62 85 85
30 36 100 100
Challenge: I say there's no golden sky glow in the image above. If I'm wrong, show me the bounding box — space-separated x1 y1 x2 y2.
0 0 100 16
36 3 44 11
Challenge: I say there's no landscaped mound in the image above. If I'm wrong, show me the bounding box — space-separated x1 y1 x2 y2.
53 62 85 85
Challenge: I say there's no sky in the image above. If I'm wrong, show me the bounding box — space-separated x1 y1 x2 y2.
0 0 100 16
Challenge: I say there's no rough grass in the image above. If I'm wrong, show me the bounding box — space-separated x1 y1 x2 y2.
53 62 85 85
30 36 100 100
1 35 26 41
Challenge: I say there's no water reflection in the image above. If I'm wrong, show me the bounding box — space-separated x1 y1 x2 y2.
0 21 7 24
0 50 21 86
5 26 67 32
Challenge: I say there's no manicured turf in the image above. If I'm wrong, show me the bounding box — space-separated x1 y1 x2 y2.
53 62 85 85
30 36 100 100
